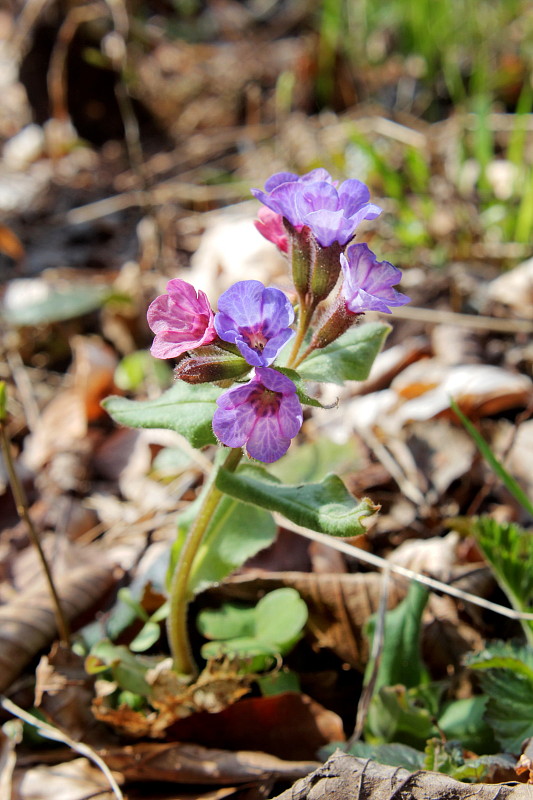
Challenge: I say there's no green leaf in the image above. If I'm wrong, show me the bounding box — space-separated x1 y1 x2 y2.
274 367 332 408
438 696 497 754
367 581 430 693
466 642 533 753
170 480 277 595
201 637 278 672
216 464 378 537
298 322 391 385
103 382 222 448
2 281 110 325
255 587 308 649
129 621 162 652
367 685 437 747
256 669 301 696
114 350 172 392
344 741 425 770
450 399 533 517
85 640 151 696
197 602 256 641
269 437 361 485
198 588 308 673
470 516 533 645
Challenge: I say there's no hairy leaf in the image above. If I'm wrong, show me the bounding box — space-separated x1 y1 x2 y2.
216 465 378 536
103 382 222 448
298 322 391 385
466 642 533 753
471 516 533 645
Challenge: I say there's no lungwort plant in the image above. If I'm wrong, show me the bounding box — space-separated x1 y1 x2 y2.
104 168 410 681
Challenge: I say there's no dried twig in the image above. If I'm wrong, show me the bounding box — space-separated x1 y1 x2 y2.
273 513 533 622
0 697 124 800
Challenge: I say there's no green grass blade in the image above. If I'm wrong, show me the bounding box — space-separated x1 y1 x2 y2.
450 398 533 517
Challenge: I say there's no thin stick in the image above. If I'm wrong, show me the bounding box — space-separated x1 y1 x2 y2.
0 416 70 646
348 565 391 745
272 513 533 622
387 305 533 334
0 696 124 800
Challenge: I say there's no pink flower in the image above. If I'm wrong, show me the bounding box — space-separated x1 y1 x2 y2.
254 207 289 253
147 279 217 359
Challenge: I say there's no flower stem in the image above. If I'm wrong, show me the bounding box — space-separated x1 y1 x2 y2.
287 299 315 368
167 446 243 676
0 419 71 646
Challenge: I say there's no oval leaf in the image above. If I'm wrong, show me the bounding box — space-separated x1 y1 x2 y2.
102 382 222 448
298 322 391 385
216 464 379 537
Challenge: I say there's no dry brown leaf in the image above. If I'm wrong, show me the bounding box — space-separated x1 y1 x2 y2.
488 256 533 316
203 570 406 669
92 658 253 738
0 560 118 693
11 757 118 800
166 692 343 762
70 335 118 422
272 752 529 800
101 740 319 785
392 362 532 421
21 335 117 471
0 223 25 261
387 532 460 582
35 644 117 749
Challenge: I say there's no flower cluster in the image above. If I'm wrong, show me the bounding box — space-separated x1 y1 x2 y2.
147 168 410 463
252 168 382 248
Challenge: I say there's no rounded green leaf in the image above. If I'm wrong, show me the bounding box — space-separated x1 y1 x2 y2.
255 588 308 650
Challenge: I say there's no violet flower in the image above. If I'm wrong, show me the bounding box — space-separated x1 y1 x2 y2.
215 280 295 367
252 169 382 248
212 367 303 462
147 278 217 359
254 207 289 253
341 243 410 314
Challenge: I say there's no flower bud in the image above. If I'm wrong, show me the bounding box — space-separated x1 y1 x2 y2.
308 296 359 351
310 242 342 305
286 222 315 297
174 347 250 384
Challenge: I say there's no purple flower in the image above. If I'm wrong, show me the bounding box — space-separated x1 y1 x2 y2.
254 207 289 253
212 367 303 462
340 243 410 314
147 279 217 359
215 280 295 367
252 169 382 248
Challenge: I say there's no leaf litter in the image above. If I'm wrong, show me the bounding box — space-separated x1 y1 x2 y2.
1 1 533 798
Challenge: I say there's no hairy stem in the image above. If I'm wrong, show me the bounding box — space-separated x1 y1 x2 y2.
287 300 315 368
0 421 71 646
167 446 243 676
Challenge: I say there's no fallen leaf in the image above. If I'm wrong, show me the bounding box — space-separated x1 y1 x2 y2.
488 257 533 317
101 740 319 784
0 223 25 261
166 692 344 761
92 658 253 738
202 570 406 669
11 757 117 800
272 752 530 800
35 644 117 748
0 560 118 693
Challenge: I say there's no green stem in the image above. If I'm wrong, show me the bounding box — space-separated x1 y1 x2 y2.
292 342 314 370
167 447 243 676
0 421 71 646
287 300 315 368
